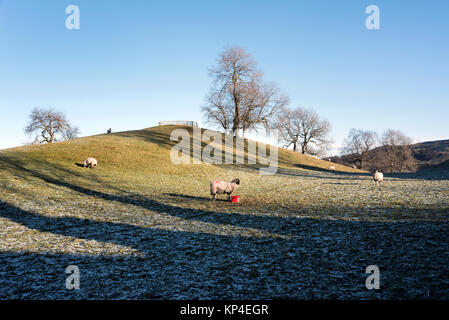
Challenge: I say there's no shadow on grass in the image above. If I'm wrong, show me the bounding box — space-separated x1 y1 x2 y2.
1 200 448 299
115 130 177 150
164 193 230 202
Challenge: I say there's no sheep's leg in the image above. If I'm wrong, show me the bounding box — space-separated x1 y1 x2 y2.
212 194 216 201
227 194 231 201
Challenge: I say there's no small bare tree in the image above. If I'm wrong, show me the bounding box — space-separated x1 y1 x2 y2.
344 128 378 170
273 106 332 156
24 108 80 144
202 47 288 137
381 129 416 172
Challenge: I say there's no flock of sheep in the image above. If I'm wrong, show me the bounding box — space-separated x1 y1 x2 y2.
79 157 383 202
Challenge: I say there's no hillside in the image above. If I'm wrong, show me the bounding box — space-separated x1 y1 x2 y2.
1 125 448 299
329 139 449 172
412 139 449 168
0 125 361 175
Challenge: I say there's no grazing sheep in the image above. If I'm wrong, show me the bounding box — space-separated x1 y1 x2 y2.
373 169 384 186
107 128 112 134
82 157 98 169
329 165 336 170
210 178 240 201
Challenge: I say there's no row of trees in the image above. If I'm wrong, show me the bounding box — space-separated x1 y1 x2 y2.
202 47 416 172
202 47 332 156
343 128 415 172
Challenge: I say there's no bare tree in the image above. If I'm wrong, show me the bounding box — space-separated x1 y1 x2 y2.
202 47 288 137
344 128 378 170
273 106 332 156
201 88 234 134
381 129 416 172
24 108 80 144
240 81 289 137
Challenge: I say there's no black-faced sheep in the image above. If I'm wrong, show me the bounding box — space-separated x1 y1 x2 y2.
373 169 384 186
210 178 240 201
82 157 98 169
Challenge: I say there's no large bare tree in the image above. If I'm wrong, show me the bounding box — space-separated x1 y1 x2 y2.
24 108 80 144
202 88 234 133
273 106 332 155
202 47 288 137
344 128 378 170
381 129 416 172
239 80 289 137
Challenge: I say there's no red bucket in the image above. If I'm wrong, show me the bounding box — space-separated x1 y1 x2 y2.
231 195 240 203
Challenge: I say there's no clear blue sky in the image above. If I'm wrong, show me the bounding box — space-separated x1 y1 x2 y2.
1 0 448 153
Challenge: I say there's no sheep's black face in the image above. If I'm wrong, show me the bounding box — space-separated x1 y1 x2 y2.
234 178 240 185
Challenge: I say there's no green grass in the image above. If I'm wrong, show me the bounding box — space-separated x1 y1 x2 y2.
0 125 448 299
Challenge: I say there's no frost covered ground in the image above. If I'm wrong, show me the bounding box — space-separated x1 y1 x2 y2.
1 156 448 300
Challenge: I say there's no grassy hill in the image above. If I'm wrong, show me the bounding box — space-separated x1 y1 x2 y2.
0 125 448 299
0 125 361 175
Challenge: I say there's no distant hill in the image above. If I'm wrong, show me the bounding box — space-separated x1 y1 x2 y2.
328 139 449 172
411 140 449 167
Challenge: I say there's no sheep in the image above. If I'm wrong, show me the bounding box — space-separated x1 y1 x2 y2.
210 178 240 201
373 169 384 186
107 128 112 134
82 157 98 169
329 165 336 170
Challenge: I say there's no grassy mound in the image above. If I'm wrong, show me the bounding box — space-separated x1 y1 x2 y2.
0 125 361 176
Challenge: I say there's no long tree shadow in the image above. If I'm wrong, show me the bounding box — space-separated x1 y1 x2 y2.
0 202 280 299
1 154 448 237
0 153 306 236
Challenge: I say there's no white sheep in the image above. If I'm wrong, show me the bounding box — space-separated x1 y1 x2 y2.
82 157 98 169
329 165 336 170
373 169 384 186
210 178 240 201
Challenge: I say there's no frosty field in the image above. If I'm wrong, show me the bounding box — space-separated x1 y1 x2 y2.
0 126 448 299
